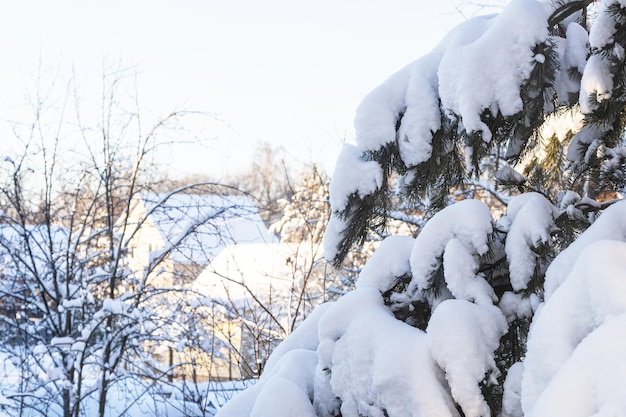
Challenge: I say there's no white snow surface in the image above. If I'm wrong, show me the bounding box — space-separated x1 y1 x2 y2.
567 123 607 162
580 54 614 112
442 238 497 306
427 300 508 417
499 291 541 323
522 239 626 414
409 199 493 301
554 22 589 104
353 0 550 167
580 0 625 113
588 0 623 50
354 64 412 153
396 51 443 166
249 350 318 417
322 213 348 261
503 193 558 291
356 235 415 292
262 303 333 375
324 143 384 262
527 313 626 417
501 362 525 417
544 199 626 298
564 22 590 75
438 0 548 142
318 288 459 417
328 144 383 213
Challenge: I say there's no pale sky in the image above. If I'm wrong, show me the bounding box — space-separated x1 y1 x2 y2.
0 1 499 179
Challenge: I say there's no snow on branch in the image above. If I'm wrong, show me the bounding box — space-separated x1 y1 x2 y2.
409 199 494 306
328 145 383 213
501 193 559 291
315 288 459 417
523 239 626 414
356 235 414 293
324 144 385 264
353 0 551 168
427 300 508 417
544 199 626 298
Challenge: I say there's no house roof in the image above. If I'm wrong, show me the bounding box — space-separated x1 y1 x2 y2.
134 193 277 265
192 242 320 303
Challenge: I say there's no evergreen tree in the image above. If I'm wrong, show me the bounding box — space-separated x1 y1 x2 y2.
217 1 626 416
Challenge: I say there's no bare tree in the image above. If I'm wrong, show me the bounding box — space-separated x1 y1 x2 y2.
0 68 250 417
229 142 294 225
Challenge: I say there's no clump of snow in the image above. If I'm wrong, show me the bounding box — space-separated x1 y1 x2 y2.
61 297 86 310
588 0 622 50
503 193 558 291
409 199 493 303
396 53 443 166
248 350 318 417
495 166 527 185
544 199 626 298
499 291 540 322
527 313 626 416
47 366 65 382
327 144 383 213
318 288 459 417
427 300 508 417
522 239 626 413
438 0 549 142
580 0 625 113
580 55 613 112
100 298 126 315
556 190 581 211
564 22 590 74
352 0 552 168
356 235 415 292
316 288 385 350
567 124 607 162
354 64 412 153
396 14 492 166
322 214 348 261
50 336 75 348
555 22 589 103
502 362 524 417
442 238 497 306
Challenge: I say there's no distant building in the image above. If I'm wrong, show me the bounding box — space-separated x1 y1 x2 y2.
194 242 302 303
123 193 287 381
191 241 324 380
123 193 277 286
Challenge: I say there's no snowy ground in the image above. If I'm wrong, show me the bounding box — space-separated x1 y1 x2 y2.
0 348 253 417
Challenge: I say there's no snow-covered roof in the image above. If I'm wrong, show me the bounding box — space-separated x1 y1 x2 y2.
192 242 317 303
135 193 277 265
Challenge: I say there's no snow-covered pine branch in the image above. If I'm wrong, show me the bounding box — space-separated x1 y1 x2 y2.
219 1 626 416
